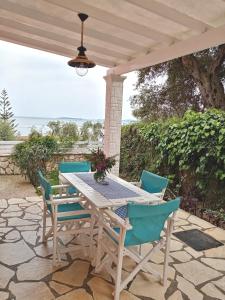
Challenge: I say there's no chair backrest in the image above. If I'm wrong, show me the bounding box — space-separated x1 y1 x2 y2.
140 170 169 194
126 198 180 246
58 161 91 173
37 170 52 201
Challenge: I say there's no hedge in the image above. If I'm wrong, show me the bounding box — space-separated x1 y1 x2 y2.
120 110 225 209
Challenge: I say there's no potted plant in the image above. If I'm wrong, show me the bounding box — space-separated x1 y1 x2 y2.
86 148 116 184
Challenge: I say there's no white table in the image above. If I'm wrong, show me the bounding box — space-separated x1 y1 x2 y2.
60 172 161 209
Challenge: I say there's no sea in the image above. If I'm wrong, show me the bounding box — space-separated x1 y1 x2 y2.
15 116 133 136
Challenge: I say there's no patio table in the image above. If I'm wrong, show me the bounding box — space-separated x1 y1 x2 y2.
60 172 161 209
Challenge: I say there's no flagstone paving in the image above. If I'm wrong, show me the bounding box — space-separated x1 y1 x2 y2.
0 196 224 299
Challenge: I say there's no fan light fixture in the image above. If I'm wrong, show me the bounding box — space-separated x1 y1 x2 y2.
68 13 96 77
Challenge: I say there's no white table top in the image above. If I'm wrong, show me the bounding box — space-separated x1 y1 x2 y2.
60 172 161 209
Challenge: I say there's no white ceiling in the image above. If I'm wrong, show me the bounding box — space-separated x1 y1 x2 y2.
0 0 225 74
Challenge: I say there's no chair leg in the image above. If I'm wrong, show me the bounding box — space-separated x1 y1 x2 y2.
53 208 58 266
42 205 47 243
163 218 173 286
89 216 96 260
95 225 103 272
114 246 124 300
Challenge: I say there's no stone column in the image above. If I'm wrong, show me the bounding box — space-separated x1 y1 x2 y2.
103 74 126 175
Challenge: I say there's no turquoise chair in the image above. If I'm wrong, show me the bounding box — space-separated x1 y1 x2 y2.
115 170 169 219
37 170 94 266
58 161 91 195
140 170 169 198
95 198 180 300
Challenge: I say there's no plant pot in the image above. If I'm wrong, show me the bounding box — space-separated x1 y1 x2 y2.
94 170 108 184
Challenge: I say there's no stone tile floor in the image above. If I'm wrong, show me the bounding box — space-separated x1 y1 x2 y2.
0 196 225 300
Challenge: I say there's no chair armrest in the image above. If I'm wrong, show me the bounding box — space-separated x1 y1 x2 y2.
51 196 83 205
51 184 71 190
103 209 132 230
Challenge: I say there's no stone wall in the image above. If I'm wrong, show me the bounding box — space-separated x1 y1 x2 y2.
0 141 101 175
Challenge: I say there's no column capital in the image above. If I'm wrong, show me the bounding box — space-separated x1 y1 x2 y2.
103 74 126 83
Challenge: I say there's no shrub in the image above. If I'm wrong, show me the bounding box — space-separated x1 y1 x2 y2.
120 110 225 209
0 119 16 141
13 134 59 186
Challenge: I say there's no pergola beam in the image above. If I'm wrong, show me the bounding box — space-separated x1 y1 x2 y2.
0 30 114 67
0 0 142 53
0 16 128 62
108 24 225 75
47 0 176 44
126 0 211 33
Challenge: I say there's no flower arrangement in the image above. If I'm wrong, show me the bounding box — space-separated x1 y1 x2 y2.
86 148 116 183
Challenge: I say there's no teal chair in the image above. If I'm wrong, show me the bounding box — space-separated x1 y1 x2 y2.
95 198 180 300
140 170 169 199
37 170 94 266
115 170 169 219
58 161 91 195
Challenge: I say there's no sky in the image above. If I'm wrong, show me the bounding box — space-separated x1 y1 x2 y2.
0 40 137 120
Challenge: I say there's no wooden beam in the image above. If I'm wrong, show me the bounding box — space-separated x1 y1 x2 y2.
47 0 176 44
0 30 114 67
126 0 211 33
108 24 225 75
0 16 128 61
0 0 142 52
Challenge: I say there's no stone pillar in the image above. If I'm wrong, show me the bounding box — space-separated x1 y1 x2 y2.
103 74 126 175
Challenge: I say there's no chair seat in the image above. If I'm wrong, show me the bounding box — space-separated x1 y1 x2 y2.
47 202 90 221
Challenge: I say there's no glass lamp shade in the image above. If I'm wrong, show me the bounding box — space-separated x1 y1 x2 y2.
75 64 88 76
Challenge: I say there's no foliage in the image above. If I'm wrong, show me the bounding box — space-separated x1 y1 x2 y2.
13 134 59 186
0 119 16 141
0 89 17 140
120 110 225 209
80 121 103 141
85 148 116 182
131 45 225 121
47 120 79 143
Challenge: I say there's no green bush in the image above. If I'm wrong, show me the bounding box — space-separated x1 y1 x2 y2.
120 110 225 209
0 120 16 141
13 135 59 186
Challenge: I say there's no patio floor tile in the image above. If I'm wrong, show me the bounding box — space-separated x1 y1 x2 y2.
0 197 224 299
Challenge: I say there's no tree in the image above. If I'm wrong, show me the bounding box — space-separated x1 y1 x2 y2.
80 121 103 141
0 89 17 129
47 120 61 136
131 45 225 121
61 122 79 141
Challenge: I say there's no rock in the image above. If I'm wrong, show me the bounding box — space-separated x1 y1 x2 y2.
184 247 203 258
0 199 7 209
34 241 53 257
4 230 20 242
168 290 183 300
213 276 225 292
52 260 90 287
188 215 214 229
57 289 93 300
170 251 192 262
201 283 225 300
9 281 54 300
87 277 114 300
204 228 225 242
25 205 42 215
201 258 225 271
23 213 42 221
174 261 222 285
0 291 9 300
0 263 14 288
0 240 34 265
129 272 168 299
4 205 21 213
21 231 37 246
176 275 203 300
1 211 23 218
49 281 72 295
8 198 28 205
204 245 225 258
170 240 184 252
17 257 68 281
8 217 37 227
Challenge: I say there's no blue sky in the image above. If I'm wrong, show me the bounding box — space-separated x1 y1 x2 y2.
0 40 137 120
